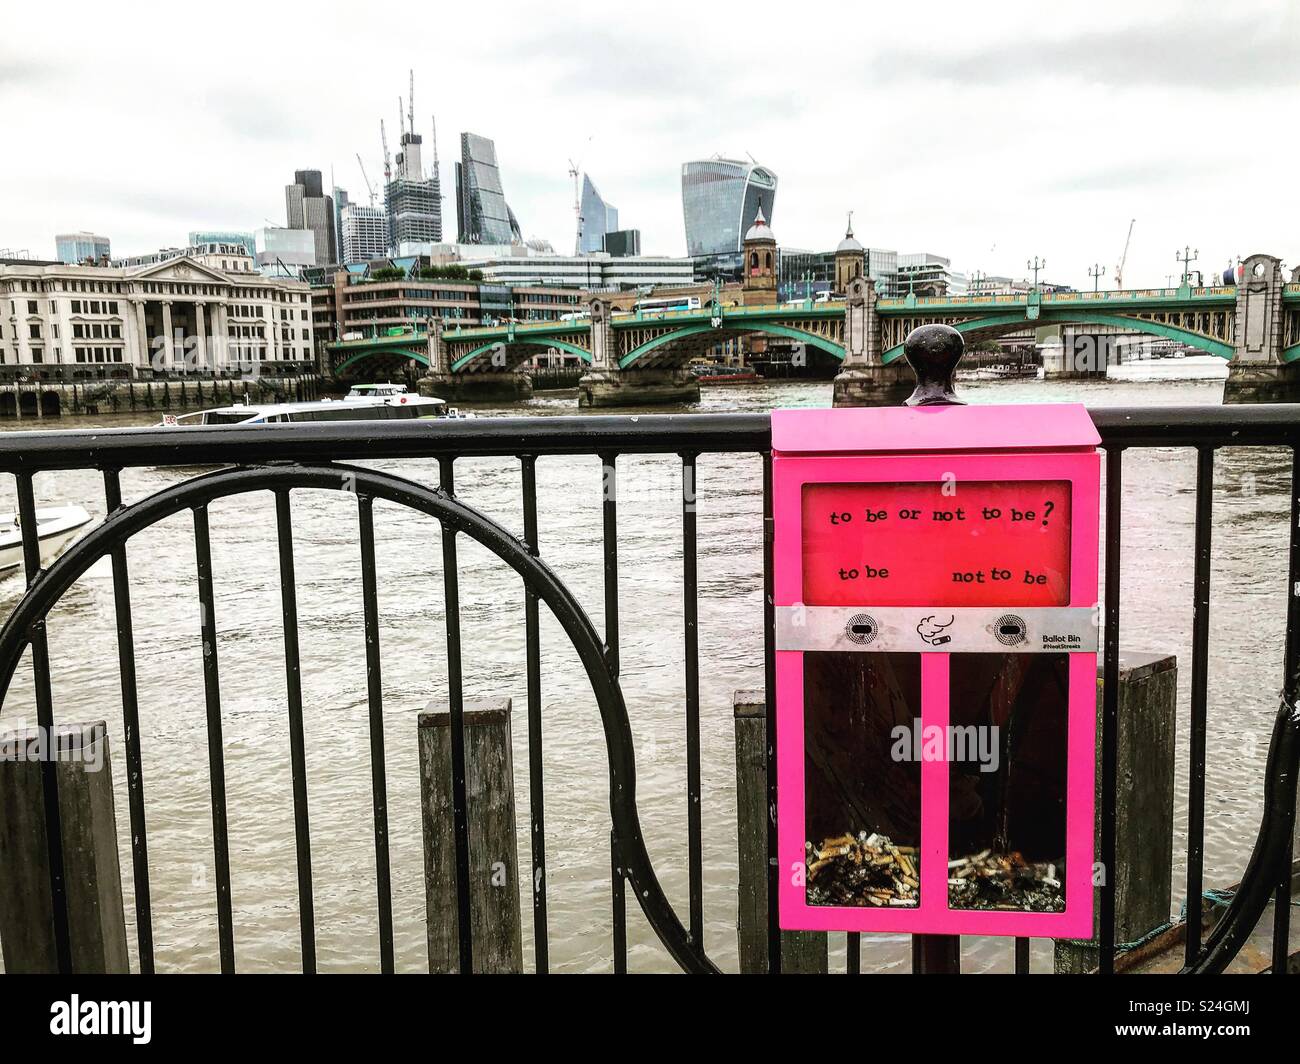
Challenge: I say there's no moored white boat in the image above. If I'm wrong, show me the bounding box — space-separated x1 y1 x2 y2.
0 505 93 577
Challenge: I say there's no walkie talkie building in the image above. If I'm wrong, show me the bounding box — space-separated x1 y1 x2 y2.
680 158 778 258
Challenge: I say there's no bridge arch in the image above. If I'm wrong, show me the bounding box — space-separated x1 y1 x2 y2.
333 347 429 377
879 310 1235 363
618 321 845 368
451 336 592 373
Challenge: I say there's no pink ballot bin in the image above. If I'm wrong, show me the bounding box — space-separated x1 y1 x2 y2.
773 403 1101 938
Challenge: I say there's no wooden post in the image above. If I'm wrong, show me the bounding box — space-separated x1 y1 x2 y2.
734 690 828 973
418 698 523 974
0 721 129 973
1054 652 1177 972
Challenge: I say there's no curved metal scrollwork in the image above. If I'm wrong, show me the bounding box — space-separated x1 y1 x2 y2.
0 462 719 974
1180 692 1299 974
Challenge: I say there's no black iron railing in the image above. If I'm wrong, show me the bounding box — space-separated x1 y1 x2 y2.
0 405 1297 975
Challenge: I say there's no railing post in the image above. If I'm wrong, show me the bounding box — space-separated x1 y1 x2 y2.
734 690 828 973
419 698 523 974
0 721 129 973
1054 653 1177 972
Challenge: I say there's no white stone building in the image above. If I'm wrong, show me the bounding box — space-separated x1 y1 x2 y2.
340 204 390 264
0 246 313 378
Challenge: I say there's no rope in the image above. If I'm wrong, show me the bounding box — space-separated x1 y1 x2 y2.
1114 888 1236 953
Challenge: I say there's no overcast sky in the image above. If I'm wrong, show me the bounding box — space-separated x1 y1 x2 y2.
3 0 1296 288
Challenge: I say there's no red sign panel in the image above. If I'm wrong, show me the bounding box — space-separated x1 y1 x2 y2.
800 480 1072 607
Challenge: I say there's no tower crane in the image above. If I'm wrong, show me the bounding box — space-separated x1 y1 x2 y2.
1115 218 1135 291
431 114 444 203
380 120 391 183
355 153 376 207
568 136 593 256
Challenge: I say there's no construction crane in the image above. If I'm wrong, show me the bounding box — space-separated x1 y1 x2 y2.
408 70 415 144
567 158 582 256
380 120 391 182
355 153 377 207
568 136 593 256
1115 218 1135 291
431 114 444 202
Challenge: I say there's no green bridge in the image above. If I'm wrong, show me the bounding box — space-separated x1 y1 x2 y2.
325 252 1300 406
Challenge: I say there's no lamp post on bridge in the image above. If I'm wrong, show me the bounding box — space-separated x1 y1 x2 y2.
1176 246 1199 287
1087 263 1106 292
1027 257 1046 291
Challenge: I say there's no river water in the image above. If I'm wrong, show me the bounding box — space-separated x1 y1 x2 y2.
0 357 1291 973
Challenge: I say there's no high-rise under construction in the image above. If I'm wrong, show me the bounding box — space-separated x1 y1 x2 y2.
384 72 442 252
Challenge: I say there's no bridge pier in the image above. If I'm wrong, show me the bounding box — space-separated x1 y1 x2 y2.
1224 254 1300 403
831 364 913 406
577 366 699 408
416 318 535 404
831 277 912 406
418 372 534 404
575 296 699 408
1223 362 1300 403
1042 328 1111 381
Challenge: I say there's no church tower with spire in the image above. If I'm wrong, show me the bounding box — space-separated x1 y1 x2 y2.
741 205 778 305
834 211 865 294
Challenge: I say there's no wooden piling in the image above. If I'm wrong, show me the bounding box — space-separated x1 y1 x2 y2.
0 721 129 973
1054 652 1177 972
734 690 828 973
418 698 523 974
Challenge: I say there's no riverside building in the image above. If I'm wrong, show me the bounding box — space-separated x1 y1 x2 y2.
1 243 313 379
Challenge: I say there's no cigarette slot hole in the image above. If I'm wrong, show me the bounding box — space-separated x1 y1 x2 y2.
844 613 878 646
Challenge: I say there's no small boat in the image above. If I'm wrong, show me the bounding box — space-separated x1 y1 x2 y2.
162 383 470 427
690 363 760 384
959 363 1039 381
0 505 93 577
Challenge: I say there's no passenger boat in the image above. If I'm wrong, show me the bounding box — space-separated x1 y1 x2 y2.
162 383 469 427
0 505 93 577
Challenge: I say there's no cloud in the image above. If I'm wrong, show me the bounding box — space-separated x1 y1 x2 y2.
200 90 306 145
870 13 1300 89
0 53 49 93
1036 158 1233 195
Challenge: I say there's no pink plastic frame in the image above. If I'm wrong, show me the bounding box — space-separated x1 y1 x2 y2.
774 449 1100 938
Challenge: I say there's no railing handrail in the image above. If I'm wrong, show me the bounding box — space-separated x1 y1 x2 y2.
2 405 1300 474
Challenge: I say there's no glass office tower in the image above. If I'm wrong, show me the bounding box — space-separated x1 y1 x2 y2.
456 133 522 245
680 158 778 257
55 231 111 264
579 174 619 254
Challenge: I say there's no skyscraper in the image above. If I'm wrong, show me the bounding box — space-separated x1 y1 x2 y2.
55 231 111 264
285 169 336 266
341 203 390 263
455 132 522 245
579 174 618 254
680 158 778 257
332 189 349 263
603 229 641 257
384 111 442 251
